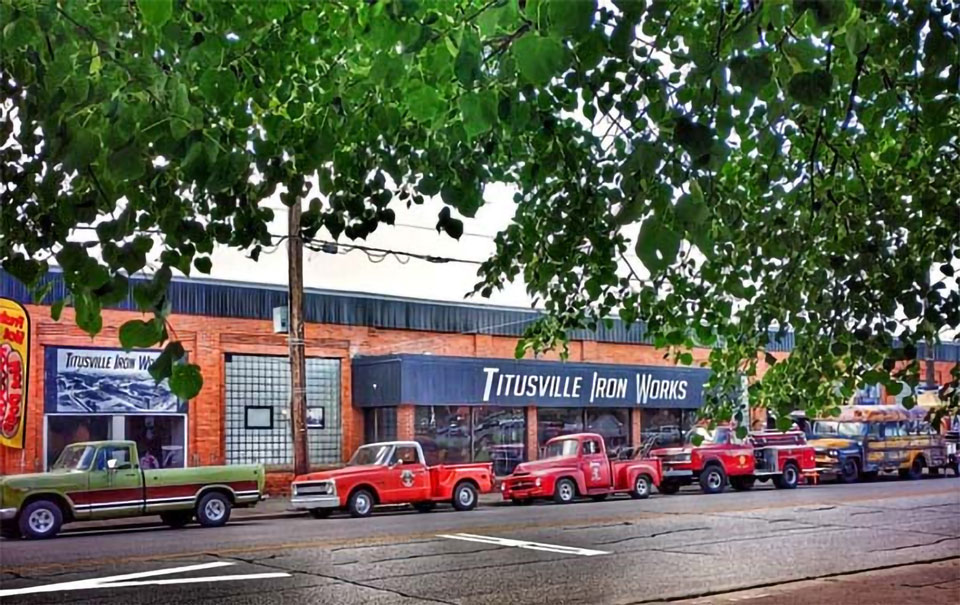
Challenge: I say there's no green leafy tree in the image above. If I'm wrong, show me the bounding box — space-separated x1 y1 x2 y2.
1 0 957 425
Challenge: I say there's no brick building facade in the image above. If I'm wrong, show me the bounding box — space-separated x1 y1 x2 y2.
1 271 957 494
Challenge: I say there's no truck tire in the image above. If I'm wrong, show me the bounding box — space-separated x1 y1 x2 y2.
699 465 727 494
839 458 860 483
196 492 232 527
18 500 63 540
553 478 577 504
630 474 651 500
160 510 193 528
899 456 924 480
730 476 755 491
657 480 680 495
774 462 800 489
309 509 334 519
452 482 478 511
348 488 375 518
413 501 436 513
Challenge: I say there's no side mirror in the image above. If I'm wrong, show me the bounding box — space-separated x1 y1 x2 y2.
106 458 118 471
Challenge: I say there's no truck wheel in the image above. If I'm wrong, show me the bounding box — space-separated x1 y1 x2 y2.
413 501 436 513
699 465 727 494
452 482 478 511
196 492 232 527
657 480 680 495
18 500 63 540
553 478 577 504
630 474 651 500
348 489 375 518
309 509 334 519
774 462 800 489
839 458 860 483
730 476 755 491
160 510 193 528
899 456 924 480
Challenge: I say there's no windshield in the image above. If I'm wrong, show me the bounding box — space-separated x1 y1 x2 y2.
812 421 866 438
685 427 730 445
347 444 393 466
52 445 97 471
543 439 579 459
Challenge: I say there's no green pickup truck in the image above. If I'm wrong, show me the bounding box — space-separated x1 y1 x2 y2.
0 440 265 539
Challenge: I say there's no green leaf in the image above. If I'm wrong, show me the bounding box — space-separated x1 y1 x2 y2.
547 0 596 37
194 257 213 274
406 84 444 123
170 362 202 399
74 290 102 336
51 298 68 322
65 128 100 171
301 10 319 34
513 35 567 85
137 0 173 27
735 426 748 439
149 341 184 382
787 69 833 106
675 183 709 230
418 175 441 196
729 54 772 94
108 145 146 182
674 117 714 160
459 90 498 139
119 319 164 350
783 40 820 72
635 216 681 274
845 21 868 58
455 29 482 87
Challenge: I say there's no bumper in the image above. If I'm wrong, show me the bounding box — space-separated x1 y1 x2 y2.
815 458 841 473
662 469 694 479
290 495 340 510
500 481 548 500
0 507 17 521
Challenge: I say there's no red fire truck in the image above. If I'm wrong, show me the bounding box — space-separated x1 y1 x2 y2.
651 426 816 494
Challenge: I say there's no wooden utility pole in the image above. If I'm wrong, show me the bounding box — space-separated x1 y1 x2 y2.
288 201 309 476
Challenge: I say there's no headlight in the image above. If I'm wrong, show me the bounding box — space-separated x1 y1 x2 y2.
829 450 839 457
535 478 542 487
501 483 506 491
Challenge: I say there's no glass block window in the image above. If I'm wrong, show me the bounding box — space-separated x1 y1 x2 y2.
225 354 341 466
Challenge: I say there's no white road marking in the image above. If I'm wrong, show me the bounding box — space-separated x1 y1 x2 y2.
0 561 290 597
437 532 610 556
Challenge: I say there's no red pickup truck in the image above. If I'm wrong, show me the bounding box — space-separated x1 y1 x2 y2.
651 426 816 494
290 441 494 518
500 433 662 504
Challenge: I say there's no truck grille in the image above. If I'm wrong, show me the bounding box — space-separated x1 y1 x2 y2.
294 481 334 496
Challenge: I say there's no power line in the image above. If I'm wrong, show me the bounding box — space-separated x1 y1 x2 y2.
302 237 484 266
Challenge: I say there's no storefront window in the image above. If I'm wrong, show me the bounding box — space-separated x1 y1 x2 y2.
472 407 526 476
45 415 185 469
537 408 584 447
126 416 186 468
46 415 111 469
415 406 471 465
640 409 697 447
586 408 630 452
363 408 397 444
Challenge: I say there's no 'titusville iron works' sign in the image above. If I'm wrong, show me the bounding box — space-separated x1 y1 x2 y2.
0 298 30 449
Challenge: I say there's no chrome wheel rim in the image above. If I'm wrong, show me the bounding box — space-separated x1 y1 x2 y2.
355 493 371 515
457 486 474 507
707 471 722 489
204 499 226 521
559 482 574 501
28 509 54 534
636 477 648 496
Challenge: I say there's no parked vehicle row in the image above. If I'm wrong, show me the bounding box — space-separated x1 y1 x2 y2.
2 403 955 539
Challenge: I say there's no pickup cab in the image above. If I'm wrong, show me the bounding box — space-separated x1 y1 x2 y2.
499 433 662 504
651 426 815 494
0 440 265 539
290 441 494 518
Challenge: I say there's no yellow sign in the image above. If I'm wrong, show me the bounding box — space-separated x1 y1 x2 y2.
0 298 30 449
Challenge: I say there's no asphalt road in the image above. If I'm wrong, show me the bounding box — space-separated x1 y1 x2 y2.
1 477 958 604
